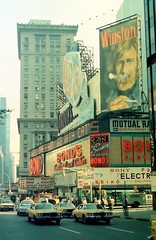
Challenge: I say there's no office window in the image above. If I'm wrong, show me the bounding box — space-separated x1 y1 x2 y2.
24 85 28 92
23 122 28 128
41 56 45 63
41 74 45 82
24 93 28 100
50 56 54 63
50 74 54 81
24 66 28 73
24 144 27 150
35 93 39 100
24 45 29 52
24 55 28 63
41 45 45 53
35 85 39 91
50 112 54 117
24 135 27 140
24 103 28 110
35 102 39 110
56 57 60 63
41 65 45 73
50 65 54 73
35 112 39 118
35 74 39 82
41 102 45 110
41 93 45 100
35 56 39 63
41 85 45 91
35 45 40 53
35 66 39 73
24 112 28 117
23 162 27 168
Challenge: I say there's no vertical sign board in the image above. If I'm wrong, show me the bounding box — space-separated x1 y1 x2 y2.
99 16 141 112
90 133 110 167
29 154 44 176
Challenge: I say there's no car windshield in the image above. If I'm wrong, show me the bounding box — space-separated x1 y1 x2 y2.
21 203 31 206
83 204 104 210
1 200 12 203
59 203 75 208
35 204 54 210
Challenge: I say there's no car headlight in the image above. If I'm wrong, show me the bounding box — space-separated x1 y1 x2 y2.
87 213 95 216
37 213 43 217
57 213 62 217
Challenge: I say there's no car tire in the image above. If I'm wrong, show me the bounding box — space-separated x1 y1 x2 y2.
56 219 60 225
74 215 79 222
105 219 110 225
28 216 31 222
83 215 87 224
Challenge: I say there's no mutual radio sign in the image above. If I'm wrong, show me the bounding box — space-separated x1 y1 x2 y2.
110 118 149 132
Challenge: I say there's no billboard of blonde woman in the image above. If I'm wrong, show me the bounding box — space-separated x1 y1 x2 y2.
99 16 141 112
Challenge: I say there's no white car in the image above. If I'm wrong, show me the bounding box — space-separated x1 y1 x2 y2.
16 200 34 216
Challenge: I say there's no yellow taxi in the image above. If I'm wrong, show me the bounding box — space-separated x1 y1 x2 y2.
0 199 14 211
72 203 113 224
55 202 76 218
27 202 62 224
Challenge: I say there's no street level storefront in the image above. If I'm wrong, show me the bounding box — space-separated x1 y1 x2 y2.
29 117 151 202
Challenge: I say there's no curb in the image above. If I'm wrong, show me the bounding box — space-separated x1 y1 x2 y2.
113 215 150 222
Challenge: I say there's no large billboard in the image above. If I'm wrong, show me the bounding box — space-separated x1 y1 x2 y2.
99 16 141 112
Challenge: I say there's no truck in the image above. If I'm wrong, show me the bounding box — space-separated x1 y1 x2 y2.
126 192 153 208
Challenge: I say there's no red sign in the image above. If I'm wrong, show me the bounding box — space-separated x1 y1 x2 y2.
30 155 44 176
90 133 109 167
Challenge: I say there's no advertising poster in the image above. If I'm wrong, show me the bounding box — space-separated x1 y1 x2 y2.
29 154 44 176
110 135 151 166
90 133 109 167
99 16 141 112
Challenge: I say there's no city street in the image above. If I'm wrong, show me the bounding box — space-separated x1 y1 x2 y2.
0 209 152 240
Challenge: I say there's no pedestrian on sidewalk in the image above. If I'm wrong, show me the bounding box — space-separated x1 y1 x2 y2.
123 195 129 216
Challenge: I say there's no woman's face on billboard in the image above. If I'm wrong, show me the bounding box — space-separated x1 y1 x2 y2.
115 46 138 92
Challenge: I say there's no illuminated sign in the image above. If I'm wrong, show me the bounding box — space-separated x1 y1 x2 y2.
82 167 151 186
110 135 151 166
29 155 44 176
110 118 149 132
90 133 109 167
30 120 103 157
45 138 90 176
99 16 141 112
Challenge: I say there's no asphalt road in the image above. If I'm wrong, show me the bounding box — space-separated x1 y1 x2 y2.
0 210 152 240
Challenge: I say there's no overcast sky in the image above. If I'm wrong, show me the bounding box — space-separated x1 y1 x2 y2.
0 0 123 156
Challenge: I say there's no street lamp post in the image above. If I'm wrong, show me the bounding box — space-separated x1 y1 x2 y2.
3 173 11 193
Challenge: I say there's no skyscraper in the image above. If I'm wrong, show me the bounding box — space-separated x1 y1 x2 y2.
17 20 78 177
0 97 11 184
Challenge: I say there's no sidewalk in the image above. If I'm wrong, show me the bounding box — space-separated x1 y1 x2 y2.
113 207 156 222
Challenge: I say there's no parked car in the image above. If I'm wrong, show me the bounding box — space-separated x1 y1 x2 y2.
27 203 62 224
72 203 113 224
55 202 75 217
0 199 14 211
16 200 34 216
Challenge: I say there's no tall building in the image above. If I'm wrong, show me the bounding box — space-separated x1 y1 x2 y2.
0 97 12 184
17 20 78 177
144 0 156 209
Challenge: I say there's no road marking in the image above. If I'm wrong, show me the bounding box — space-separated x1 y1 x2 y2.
106 226 134 233
59 227 81 235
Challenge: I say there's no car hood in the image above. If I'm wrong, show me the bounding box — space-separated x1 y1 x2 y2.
32 209 60 213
